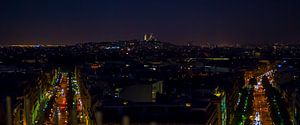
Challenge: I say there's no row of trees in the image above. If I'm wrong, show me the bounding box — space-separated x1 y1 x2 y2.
232 87 254 125
262 76 292 125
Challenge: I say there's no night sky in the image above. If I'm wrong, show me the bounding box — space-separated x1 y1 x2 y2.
1 0 300 45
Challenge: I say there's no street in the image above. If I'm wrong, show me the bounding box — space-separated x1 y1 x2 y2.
252 71 274 125
33 71 89 125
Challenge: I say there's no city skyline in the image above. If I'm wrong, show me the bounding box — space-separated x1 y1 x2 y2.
1 0 300 45
1 1 300 125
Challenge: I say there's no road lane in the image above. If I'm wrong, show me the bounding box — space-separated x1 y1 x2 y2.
44 73 69 125
252 71 274 125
